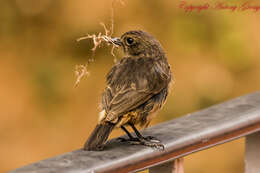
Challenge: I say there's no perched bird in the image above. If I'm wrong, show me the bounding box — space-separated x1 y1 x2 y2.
84 30 172 151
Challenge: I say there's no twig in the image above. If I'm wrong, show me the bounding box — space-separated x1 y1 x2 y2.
74 0 125 87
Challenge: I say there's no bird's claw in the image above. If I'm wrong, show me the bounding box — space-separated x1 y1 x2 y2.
139 138 165 150
117 137 139 142
143 136 161 143
117 136 164 150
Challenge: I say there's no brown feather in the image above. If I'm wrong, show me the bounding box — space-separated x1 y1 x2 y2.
84 123 114 151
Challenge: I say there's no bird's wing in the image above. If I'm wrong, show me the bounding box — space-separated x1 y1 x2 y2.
101 57 170 122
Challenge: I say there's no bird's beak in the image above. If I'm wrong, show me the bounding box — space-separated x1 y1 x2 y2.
111 37 122 46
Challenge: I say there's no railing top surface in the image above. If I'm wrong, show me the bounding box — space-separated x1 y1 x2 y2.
10 91 260 173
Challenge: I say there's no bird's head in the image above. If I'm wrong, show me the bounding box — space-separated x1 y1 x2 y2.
111 30 164 58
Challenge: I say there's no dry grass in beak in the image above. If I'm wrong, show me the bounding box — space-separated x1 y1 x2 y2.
76 23 119 55
74 0 125 87
75 23 119 87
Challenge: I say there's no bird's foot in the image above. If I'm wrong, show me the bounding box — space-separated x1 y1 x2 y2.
117 137 140 142
117 136 164 150
143 136 161 143
140 138 165 150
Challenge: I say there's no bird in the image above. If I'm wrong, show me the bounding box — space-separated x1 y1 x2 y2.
84 30 172 151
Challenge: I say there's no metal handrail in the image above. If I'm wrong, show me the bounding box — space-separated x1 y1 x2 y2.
10 91 260 173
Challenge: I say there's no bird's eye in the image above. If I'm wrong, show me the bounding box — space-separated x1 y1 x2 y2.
126 37 134 45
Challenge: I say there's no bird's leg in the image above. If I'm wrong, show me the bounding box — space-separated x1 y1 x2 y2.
129 123 164 150
129 123 143 138
121 126 134 139
129 123 159 141
117 126 139 142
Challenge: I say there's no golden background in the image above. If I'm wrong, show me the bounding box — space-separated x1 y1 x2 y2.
1 0 259 172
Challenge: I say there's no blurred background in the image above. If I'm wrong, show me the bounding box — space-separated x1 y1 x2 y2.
1 0 260 172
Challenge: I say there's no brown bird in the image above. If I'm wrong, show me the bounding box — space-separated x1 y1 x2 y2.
84 30 172 151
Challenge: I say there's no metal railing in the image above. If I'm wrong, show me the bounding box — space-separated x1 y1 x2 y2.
10 91 260 173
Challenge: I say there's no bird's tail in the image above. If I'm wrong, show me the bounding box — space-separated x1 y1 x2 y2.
84 123 115 151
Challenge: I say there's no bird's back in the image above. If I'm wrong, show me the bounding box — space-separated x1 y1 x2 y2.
100 55 172 127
